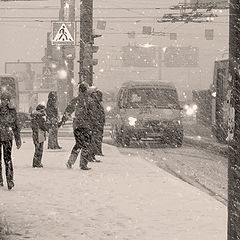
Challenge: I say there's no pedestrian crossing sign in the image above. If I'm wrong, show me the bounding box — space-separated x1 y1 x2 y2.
51 21 75 45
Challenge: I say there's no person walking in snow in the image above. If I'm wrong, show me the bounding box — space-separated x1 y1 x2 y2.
88 87 105 161
0 92 21 190
31 104 49 168
93 89 105 156
60 82 93 170
46 91 61 149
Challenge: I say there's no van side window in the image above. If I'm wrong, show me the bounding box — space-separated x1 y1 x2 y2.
121 90 128 107
131 93 141 103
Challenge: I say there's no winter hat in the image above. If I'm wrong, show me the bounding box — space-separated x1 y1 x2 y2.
36 104 46 112
1 91 11 100
79 82 88 93
48 91 57 101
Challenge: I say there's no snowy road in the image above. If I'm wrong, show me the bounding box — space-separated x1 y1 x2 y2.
0 137 226 240
118 142 228 205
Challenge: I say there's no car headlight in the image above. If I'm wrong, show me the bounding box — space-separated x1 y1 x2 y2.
106 106 112 112
186 108 195 116
128 117 137 126
212 92 216 98
184 104 189 110
184 104 197 116
172 119 182 125
192 104 198 111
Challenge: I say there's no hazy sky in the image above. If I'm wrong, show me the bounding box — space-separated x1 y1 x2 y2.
0 0 228 94
0 0 178 71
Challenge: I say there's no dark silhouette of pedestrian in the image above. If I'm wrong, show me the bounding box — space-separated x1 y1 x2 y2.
94 89 105 156
46 91 61 149
88 87 105 162
60 82 93 170
0 92 21 190
31 104 49 168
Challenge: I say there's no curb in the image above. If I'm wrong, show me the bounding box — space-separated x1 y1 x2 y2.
184 136 228 157
21 131 74 138
21 130 228 157
20 130 111 138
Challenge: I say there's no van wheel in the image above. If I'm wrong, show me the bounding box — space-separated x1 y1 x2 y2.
176 138 183 147
122 135 131 147
116 134 123 147
113 126 131 147
172 134 183 148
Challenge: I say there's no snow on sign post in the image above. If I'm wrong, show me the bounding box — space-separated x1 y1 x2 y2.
51 21 75 46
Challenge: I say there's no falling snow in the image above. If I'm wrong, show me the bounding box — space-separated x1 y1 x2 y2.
0 0 230 239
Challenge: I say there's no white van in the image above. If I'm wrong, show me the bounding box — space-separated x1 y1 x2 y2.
111 81 183 147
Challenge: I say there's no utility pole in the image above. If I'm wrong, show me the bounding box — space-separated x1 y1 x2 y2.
58 0 75 104
79 0 93 86
228 0 240 239
180 0 187 15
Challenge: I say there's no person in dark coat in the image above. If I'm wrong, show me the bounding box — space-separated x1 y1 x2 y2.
0 92 21 190
87 87 105 161
60 82 93 170
94 89 105 156
31 104 49 168
46 91 61 149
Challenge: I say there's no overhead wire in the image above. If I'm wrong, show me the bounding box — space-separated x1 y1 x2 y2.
0 15 229 20
0 7 171 10
0 2 228 34
0 19 229 24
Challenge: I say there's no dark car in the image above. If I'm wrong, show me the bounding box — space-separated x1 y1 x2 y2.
18 112 31 129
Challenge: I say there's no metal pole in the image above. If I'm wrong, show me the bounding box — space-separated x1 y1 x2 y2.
59 0 75 102
79 0 93 86
228 0 240 239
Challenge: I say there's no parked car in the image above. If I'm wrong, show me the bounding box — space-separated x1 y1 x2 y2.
18 112 31 129
111 81 184 147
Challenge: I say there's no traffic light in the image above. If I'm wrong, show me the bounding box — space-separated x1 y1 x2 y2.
83 43 99 69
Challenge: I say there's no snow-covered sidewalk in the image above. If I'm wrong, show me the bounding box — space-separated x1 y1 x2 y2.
1 137 226 240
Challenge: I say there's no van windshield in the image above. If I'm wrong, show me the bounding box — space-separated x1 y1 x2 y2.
125 88 180 109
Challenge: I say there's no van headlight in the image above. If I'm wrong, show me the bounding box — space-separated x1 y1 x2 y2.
128 117 137 126
184 104 198 116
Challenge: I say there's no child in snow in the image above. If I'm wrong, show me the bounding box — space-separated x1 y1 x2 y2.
31 104 49 168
